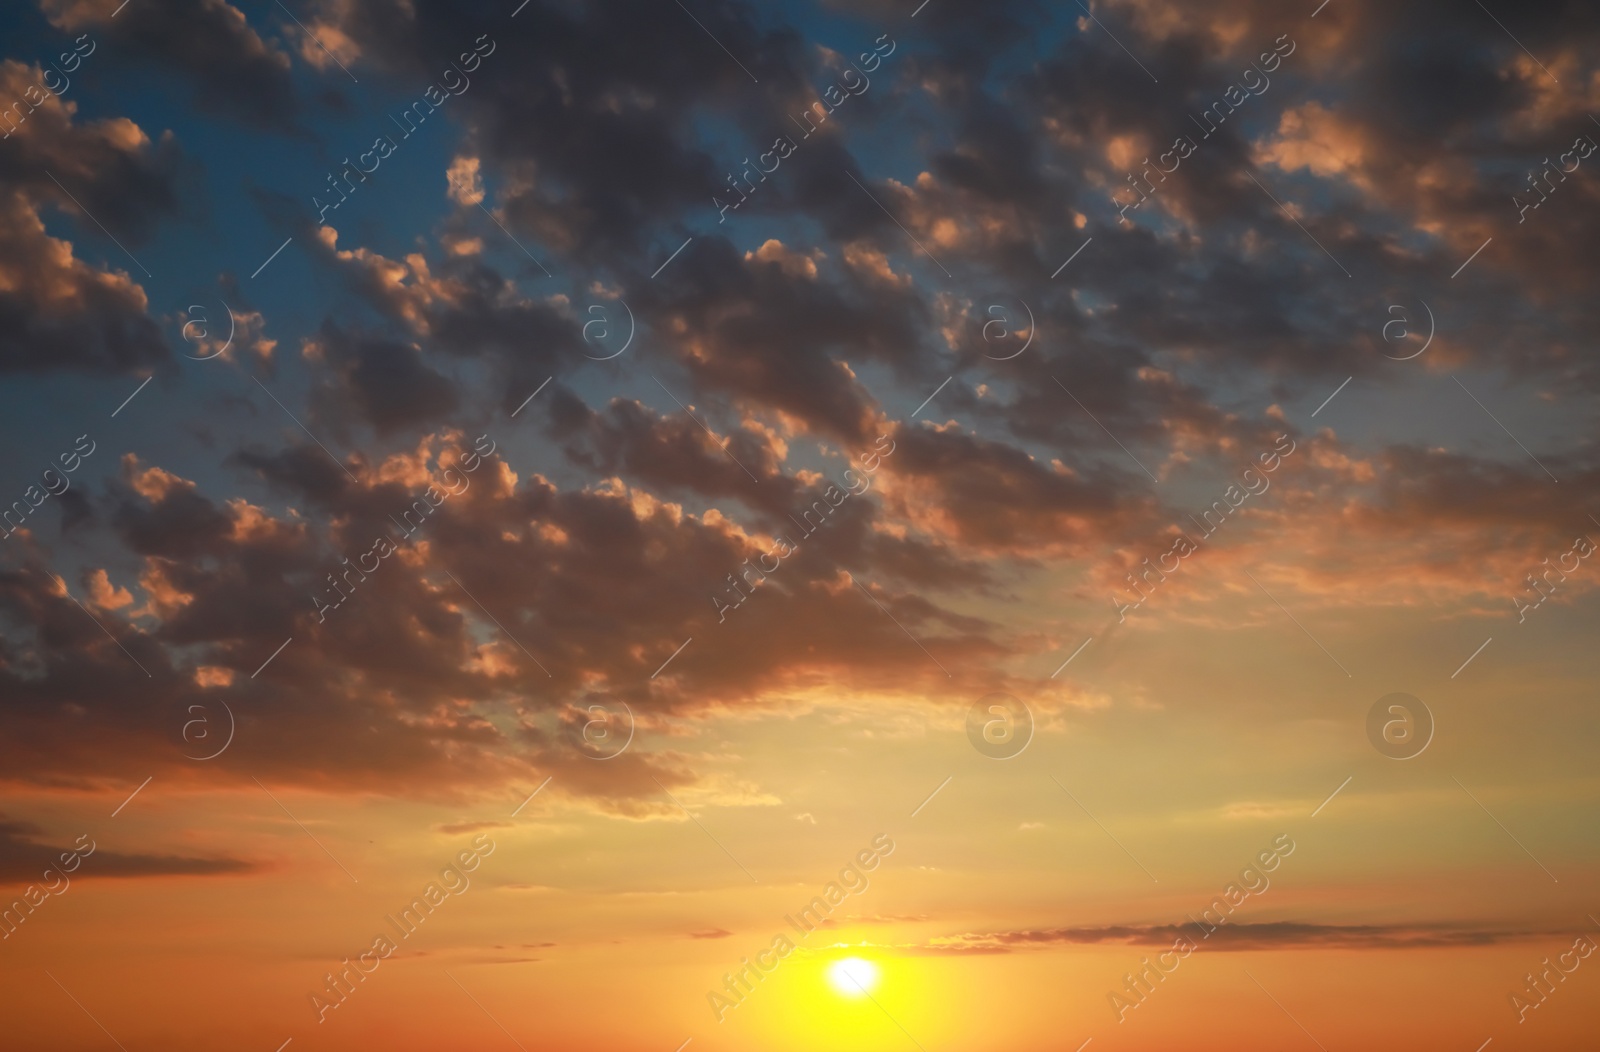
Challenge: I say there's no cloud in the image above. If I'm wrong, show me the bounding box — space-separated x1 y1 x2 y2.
298 0 819 260
879 421 1155 555
0 421 997 811
446 155 485 206
435 820 511 835
0 190 165 375
0 59 183 374
919 921 1548 954
303 321 461 437
4 0 1600 840
40 0 301 130
0 816 255 883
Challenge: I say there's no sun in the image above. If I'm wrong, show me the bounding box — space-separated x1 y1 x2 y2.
826 957 880 997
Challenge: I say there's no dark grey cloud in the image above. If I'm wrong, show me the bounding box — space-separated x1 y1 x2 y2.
306 321 461 437
40 0 302 131
0 59 183 374
921 920 1546 954
0 816 254 883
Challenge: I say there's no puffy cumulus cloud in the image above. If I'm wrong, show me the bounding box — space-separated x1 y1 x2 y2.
9 0 1600 831
864 169 1038 261
40 0 300 130
302 320 461 437
287 0 363 72
447 154 486 206
1256 103 1374 192
0 423 1007 809
538 392 991 594
310 225 579 414
635 236 924 445
1072 430 1600 623
841 240 912 289
1100 0 1332 62
84 567 132 609
312 226 465 335
271 0 1600 472
295 0 815 260
181 306 275 364
0 458 591 802
1005 0 1600 396
543 387 794 512
193 664 235 687
0 59 187 374
0 188 165 374
0 71 186 246
223 0 1600 412
744 239 820 280
1242 443 1600 613
878 422 1156 556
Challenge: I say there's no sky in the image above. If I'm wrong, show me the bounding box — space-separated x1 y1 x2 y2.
0 0 1598 1049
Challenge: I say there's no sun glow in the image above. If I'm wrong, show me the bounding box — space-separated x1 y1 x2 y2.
826 957 880 997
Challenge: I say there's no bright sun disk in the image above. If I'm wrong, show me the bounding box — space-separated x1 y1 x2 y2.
827 956 880 997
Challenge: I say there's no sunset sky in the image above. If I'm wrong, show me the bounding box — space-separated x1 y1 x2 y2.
2 0 1599 1049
